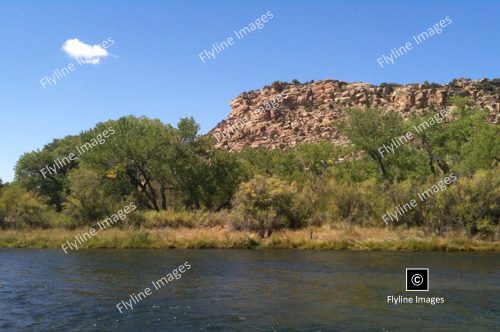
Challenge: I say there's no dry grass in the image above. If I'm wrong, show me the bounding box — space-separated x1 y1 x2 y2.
265 226 498 251
0 226 497 251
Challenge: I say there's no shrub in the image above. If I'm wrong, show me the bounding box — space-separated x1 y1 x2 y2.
379 82 402 94
0 184 53 228
476 218 496 239
320 179 398 227
47 211 77 229
63 167 114 225
422 81 442 89
142 210 196 228
231 176 313 236
141 209 228 229
127 211 146 228
477 79 500 93
445 170 498 236
416 169 499 237
323 180 365 225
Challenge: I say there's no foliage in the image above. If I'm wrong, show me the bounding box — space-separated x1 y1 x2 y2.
15 135 81 210
477 78 500 93
141 209 228 229
0 184 53 228
63 166 115 225
379 82 402 94
338 108 407 179
5 100 499 240
231 176 314 236
421 169 499 237
422 81 442 89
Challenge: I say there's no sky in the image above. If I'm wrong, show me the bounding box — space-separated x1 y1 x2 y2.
1 0 499 182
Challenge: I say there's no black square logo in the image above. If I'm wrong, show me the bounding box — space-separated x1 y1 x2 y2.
406 268 429 291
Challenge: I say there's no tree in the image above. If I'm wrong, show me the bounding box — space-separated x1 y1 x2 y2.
339 109 406 179
63 166 113 224
83 116 176 211
459 123 500 172
410 97 498 176
83 116 240 212
165 118 246 210
15 135 81 210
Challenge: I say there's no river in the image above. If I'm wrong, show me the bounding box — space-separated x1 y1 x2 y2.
0 249 498 331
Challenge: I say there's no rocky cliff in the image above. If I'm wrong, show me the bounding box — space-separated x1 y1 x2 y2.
210 78 500 150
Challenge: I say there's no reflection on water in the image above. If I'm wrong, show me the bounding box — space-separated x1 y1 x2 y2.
0 249 498 331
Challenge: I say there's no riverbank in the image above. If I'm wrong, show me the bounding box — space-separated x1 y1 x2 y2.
0 226 498 251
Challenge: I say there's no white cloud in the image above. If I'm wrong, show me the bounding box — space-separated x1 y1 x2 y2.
62 38 109 64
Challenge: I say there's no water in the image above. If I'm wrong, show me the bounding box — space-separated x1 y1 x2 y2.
0 249 498 331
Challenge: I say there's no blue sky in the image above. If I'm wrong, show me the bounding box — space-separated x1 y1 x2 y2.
1 0 499 182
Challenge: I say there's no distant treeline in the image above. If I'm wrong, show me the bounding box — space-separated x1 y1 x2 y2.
0 97 498 238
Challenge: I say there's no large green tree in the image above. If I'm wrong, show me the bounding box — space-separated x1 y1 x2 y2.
83 116 176 211
83 116 243 211
339 108 407 179
15 136 81 210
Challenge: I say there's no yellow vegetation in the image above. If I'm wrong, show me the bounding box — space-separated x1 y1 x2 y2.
0 226 497 251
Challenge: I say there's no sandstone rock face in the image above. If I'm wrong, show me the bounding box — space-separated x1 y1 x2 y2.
210 78 500 151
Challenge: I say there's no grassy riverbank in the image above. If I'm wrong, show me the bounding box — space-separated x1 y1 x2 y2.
0 226 498 251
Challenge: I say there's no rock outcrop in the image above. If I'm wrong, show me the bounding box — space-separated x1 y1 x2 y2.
210 78 500 150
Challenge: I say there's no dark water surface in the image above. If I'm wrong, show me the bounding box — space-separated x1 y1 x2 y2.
0 249 498 331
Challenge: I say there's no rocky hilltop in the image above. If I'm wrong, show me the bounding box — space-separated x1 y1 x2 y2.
210 78 500 150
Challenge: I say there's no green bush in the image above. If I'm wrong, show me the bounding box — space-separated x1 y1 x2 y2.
0 184 53 228
231 176 313 236
476 218 496 239
422 169 499 237
141 209 227 229
319 179 407 227
45 211 77 229
143 210 196 228
322 179 366 225
379 82 402 94
63 167 115 225
318 170 499 238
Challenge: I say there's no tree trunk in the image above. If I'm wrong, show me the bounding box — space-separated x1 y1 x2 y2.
146 181 160 211
422 136 436 176
437 159 450 174
160 184 167 210
370 152 388 178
